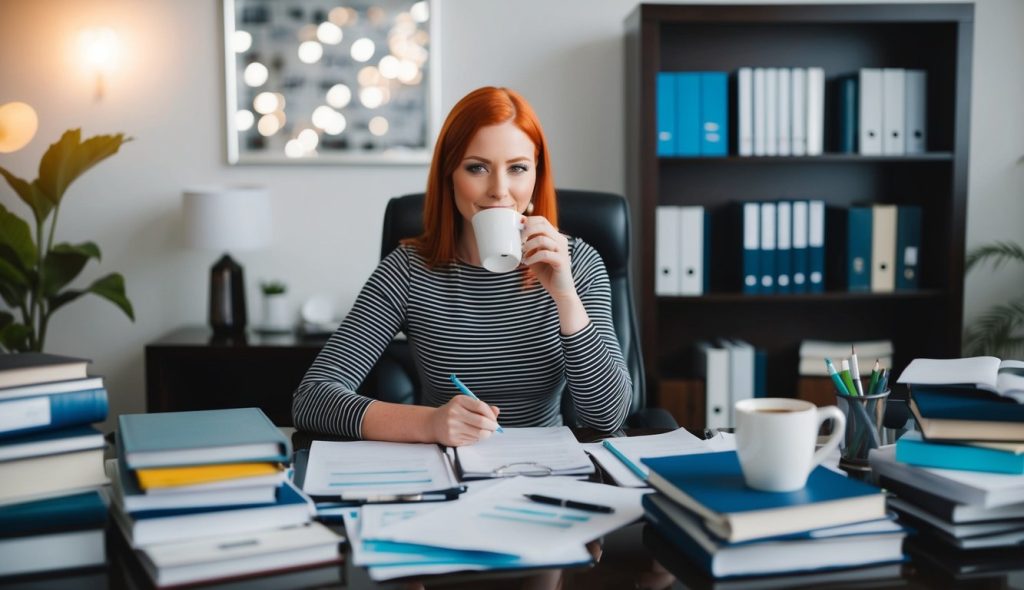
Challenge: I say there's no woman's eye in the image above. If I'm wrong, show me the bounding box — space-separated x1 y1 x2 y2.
466 164 487 174
510 164 529 173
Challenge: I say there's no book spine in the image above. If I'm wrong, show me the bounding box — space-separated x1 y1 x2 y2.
642 495 715 574
0 388 108 439
896 438 1024 475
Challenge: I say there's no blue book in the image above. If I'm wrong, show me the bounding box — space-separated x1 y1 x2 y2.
807 201 826 293
895 206 922 290
896 431 1024 475
753 349 768 398
0 388 108 440
846 207 873 292
656 72 676 156
641 451 886 542
742 202 760 294
699 71 728 156
910 386 1024 423
836 75 858 153
118 408 291 469
0 491 107 538
643 493 905 579
676 72 701 156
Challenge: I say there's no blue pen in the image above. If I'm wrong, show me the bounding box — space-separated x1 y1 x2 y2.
824 358 851 396
449 374 504 433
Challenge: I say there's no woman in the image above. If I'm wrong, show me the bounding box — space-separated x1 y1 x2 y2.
293 87 632 446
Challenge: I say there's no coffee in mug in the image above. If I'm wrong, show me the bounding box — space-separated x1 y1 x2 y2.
735 398 845 492
471 208 525 273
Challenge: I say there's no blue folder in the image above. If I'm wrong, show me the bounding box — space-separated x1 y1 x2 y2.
676 72 701 156
699 72 728 156
656 72 676 156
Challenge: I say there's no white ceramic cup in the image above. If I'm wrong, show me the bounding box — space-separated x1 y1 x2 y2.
734 398 845 492
472 208 525 273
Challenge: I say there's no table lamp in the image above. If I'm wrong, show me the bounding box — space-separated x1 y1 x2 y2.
183 186 271 335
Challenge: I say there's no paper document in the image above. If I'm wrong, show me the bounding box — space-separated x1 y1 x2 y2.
600 427 711 480
368 476 648 562
303 440 460 499
455 427 594 479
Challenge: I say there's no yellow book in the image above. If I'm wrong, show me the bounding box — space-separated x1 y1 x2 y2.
136 462 281 490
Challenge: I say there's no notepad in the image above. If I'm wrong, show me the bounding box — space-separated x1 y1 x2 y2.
454 427 594 479
302 440 461 501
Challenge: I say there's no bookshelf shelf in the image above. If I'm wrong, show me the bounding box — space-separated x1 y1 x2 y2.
625 3 973 420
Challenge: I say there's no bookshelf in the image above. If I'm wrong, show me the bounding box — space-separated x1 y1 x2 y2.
624 3 973 417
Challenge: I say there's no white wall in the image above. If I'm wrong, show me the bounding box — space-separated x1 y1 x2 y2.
1 0 1021 432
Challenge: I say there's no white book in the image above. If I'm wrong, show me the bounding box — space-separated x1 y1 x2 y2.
737 67 754 156
764 68 778 156
0 376 104 401
881 68 906 155
139 523 342 588
777 67 791 156
679 206 706 296
697 341 731 431
870 445 1024 508
0 529 105 578
753 68 766 156
904 69 927 154
791 68 807 156
799 339 894 360
0 448 107 505
0 426 104 462
655 206 681 296
859 68 884 155
799 356 894 377
870 205 897 292
805 67 825 156
896 356 1024 400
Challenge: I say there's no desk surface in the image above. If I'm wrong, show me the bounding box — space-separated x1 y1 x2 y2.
7 430 1024 590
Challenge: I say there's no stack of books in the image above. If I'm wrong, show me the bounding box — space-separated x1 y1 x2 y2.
0 352 110 578
108 408 343 587
640 451 905 579
868 356 1024 552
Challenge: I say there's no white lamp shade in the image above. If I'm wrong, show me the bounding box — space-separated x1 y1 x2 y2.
183 186 272 251
0 102 39 154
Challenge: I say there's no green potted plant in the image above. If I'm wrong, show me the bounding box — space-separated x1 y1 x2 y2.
0 129 135 352
259 280 290 331
963 240 1024 358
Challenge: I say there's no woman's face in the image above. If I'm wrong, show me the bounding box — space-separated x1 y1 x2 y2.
451 120 537 225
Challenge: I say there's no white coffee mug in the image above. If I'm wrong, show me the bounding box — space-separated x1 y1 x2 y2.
472 208 525 273
734 398 845 492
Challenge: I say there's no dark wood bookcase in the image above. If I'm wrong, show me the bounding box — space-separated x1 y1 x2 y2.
624 4 973 411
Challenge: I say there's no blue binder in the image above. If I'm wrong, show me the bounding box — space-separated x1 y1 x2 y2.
895 206 922 290
676 73 701 156
699 72 728 156
791 201 809 294
775 201 792 294
808 201 825 293
656 73 676 156
846 207 873 292
742 202 760 294
759 202 776 294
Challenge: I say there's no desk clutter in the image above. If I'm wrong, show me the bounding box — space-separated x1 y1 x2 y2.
0 353 109 578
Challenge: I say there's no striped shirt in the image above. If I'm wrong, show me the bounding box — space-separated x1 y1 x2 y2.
292 237 632 438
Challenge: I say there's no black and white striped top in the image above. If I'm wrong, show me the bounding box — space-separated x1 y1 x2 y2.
292 237 633 438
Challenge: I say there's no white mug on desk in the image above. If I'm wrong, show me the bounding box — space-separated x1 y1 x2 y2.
472 208 525 273
735 398 845 492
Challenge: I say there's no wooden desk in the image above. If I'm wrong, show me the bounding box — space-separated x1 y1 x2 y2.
145 326 328 425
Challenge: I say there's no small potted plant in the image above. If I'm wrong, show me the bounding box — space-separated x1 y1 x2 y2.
259 280 290 332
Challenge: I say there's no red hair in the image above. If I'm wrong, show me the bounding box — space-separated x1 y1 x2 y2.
405 87 557 266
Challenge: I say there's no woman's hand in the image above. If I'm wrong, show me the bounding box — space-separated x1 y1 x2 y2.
428 395 500 447
521 215 576 300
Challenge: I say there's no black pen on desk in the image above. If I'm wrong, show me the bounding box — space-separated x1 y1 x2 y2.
524 494 615 514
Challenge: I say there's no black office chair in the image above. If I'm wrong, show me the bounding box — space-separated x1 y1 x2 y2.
357 189 677 430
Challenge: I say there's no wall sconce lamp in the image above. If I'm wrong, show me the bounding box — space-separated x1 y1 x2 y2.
79 27 120 101
0 102 38 154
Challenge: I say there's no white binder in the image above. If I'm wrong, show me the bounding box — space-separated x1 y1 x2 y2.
805 67 825 156
765 68 778 156
679 206 706 296
655 206 681 295
760 202 776 291
753 68 766 156
808 200 825 290
859 68 883 155
719 339 755 427
776 200 792 289
792 200 808 288
882 68 906 155
790 68 807 156
777 68 791 156
904 69 927 154
696 341 731 431
738 68 753 156
871 205 897 292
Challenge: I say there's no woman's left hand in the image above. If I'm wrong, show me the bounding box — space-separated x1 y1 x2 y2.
521 215 576 300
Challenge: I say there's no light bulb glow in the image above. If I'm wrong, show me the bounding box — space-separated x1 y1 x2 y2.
298 41 324 64
235 109 255 131
368 116 389 136
243 62 268 87
350 38 375 62
326 84 352 108
233 30 252 53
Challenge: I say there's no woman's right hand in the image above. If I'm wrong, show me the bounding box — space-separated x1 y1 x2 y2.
428 396 500 446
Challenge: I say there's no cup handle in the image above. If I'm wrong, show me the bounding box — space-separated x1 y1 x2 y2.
810 405 846 471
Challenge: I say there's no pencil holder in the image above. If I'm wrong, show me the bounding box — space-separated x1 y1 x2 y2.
835 389 889 468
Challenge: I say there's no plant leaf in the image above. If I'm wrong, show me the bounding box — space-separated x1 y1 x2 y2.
963 295 1024 357
0 167 53 223
0 202 38 269
37 129 131 205
41 242 101 297
965 241 1024 274
0 321 32 352
49 272 134 321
